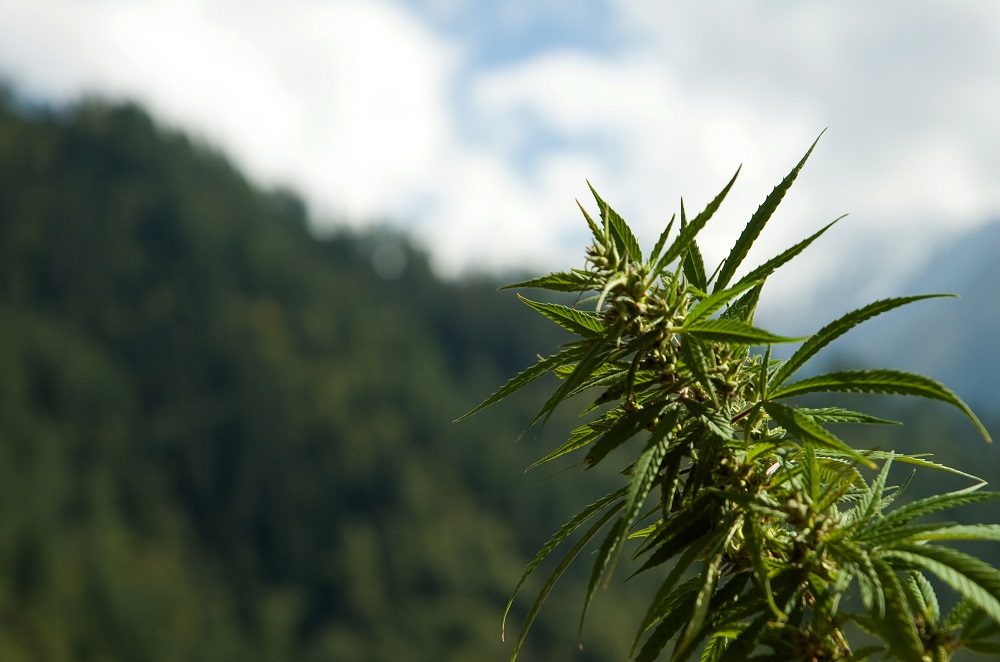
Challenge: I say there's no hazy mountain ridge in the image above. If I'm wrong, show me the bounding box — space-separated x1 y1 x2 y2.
0 94 645 661
0 89 997 661
828 221 1000 411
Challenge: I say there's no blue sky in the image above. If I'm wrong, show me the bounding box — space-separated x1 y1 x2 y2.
2 0 999 308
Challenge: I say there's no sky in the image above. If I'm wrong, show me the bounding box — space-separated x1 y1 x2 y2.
2 0 999 309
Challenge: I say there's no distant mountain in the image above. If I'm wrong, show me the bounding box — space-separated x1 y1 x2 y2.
0 92 642 661
2 87 997 661
833 221 1000 411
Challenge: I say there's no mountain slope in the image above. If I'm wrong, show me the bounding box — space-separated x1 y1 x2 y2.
835 221 1000 411
0 95 641 661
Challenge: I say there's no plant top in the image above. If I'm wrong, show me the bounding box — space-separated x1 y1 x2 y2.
460 135 1000 661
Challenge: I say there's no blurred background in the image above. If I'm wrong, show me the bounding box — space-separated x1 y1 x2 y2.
0 1 999 660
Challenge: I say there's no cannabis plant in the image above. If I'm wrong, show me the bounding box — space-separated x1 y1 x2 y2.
459 137 1000 661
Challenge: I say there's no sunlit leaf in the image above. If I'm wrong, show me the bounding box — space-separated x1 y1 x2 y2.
731 216 843 290
517 294 605 337
763 401 874 467
502 489 627 642
769 368 991 441
686 318 804 345
679 200 708 291
793 406 900 425
501 270 598 292
871 558 924 662
714 132 823 292
771 294 954 389
883 545 1000 625
659 167 741 269
685 279 762 326
455 344 588 421
508 505 623 661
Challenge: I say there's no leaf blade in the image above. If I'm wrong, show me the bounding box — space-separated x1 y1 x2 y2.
714 132 823 292
500 270 597 292
455 344 588 421
771 295 954 389
659 167 741 269
686 318 805 345
769 369 991 441
517 294 605 338
731 216 843 289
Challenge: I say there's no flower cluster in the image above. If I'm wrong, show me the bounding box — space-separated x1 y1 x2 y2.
461 137 1000 662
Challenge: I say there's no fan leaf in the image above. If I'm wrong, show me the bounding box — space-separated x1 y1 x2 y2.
714 132 823 292
769 369 991 442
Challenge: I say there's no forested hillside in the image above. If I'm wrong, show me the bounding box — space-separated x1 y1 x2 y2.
0 93 646 661
1 91 998 662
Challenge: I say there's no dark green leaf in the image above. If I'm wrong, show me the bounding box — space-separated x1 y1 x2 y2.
679 200 708 291
578 520 627 644
508 505 623 660
679 335 717 403
852 450 985 482
771 295 953 390
632 506 715 576
502 489 627 640
744 518 784 620
614 432 674 568
910 572 940 626
634 576 703 662
909 524 1000 543
707 489 786 518
762 401 875 467
685 279 762 326
529 336 612 428
943 597 976 630
649 214 676 266
856 523 945 549
731 216 843 289
803 435 821 504
967 640 1000 654
864 486 1000 538
577 196 605 245
659 167 741 269
857 454 895 525
883 545 1000 624
673 556 722 660
455 344 587 421
501 270 597 292
584 406 666 468
517 294 605 337
580 432 672 637
700 628 741 662
717 614 770 662
768 369 991 441
792 407 900 426
526 424 601 470
714 132 823 292
871 558 924 662
719 283 763 325
593 186 643 263
686 318 804 345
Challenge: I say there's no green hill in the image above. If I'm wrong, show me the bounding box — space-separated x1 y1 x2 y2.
4 91 997 662
0 93 643 661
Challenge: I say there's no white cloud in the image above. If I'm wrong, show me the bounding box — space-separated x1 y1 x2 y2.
0 0 459 222
2 0 1000 305
471 50 822 281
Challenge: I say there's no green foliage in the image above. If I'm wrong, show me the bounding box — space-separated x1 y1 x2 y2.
465 138 1000 660
0 94 648 661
